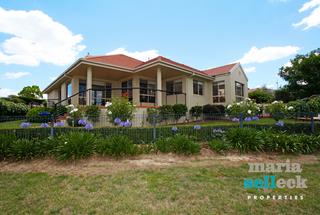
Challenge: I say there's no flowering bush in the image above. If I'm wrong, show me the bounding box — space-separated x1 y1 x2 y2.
226 98 260 120
265 101 288 121
66 104 83 127
106 97 135 123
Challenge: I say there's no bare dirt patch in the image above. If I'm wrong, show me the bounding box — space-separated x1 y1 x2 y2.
0 152 318 176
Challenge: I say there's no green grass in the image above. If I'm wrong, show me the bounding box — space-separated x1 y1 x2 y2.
0 118 312 130
0 120 41 130
1 161 319 214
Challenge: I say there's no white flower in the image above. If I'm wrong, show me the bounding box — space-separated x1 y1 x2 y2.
315 52 319 56
108 111 112 114
70 108 78 114
247 110 252 114
288 106 294 110
298 59 303 64
236 103 240 106
272 101 278 104
105 102 112 107
66 104 74 108
227 104 232 109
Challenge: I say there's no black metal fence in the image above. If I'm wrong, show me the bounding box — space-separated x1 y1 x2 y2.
0 112 319 142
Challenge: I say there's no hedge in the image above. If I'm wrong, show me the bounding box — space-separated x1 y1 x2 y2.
0 122 319 143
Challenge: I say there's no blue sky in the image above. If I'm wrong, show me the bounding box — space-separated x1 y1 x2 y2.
0 0 319 97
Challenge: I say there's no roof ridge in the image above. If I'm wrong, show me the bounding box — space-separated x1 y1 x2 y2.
203 62 238 71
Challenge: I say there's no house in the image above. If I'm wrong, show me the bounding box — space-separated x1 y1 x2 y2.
43 54 248 110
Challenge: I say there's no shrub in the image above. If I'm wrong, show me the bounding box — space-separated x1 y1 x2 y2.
66 105 83 127
190 106 202 119
172 104 187 121
208 139 230 153
155 135 200 155
203 104 225 115
26 107 52 123
226 99 259 120
96 135 138 157
38 136 59 157
0 134 16 160
107 97 135 123
54 132 96 160
0 99 29 116
159 105 174 121
10 139 39 160
261 129 320 154
146 107 161 124
85 105 101 122
226 127 263 153
265 101 288 121
52 105 67 117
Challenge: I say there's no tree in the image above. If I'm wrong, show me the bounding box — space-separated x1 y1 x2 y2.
249 88 274 103
274 87 295 103
278 48 320 99
18 85 43 99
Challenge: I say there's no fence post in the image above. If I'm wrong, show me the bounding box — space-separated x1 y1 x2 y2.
310 112 315 133
239 113 243 128
152 114 157 141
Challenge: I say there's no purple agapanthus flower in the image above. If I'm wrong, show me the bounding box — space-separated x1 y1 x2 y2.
119 121 125 127
20 122 31 128
85 123 94 130
232 117 240 122
252 116 259 121
193 125 201 130
171 126 178 132
40 123 49 128
54 121 64 127
244 117 252 122
78 119 87 126
275 120 284 127
114 117 121 125
123 120 132 127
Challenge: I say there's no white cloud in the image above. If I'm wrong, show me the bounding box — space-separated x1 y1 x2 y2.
106 47 159 61
4 71 30 79
243 66 256 74
266 84 276 89
293 0 320 30
0 88 17 97
0 7 85 66
238 46 300 64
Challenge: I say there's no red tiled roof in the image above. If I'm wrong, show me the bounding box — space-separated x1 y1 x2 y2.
84 54 236 78
202 63 237 76
85 54 143 69
136 56 207 76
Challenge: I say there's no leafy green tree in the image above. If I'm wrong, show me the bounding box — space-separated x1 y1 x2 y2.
278 48 320 99
18 85 43 99
249 88 274 103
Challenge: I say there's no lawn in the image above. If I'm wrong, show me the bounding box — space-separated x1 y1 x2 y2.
0 118 309 130
0 156 319 214
0 120 41 130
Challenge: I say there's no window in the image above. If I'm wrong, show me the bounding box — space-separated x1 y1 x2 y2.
193 80 203 95
213 81 225 103
79 81 86 105
140 79 156 103
235 81 244 101
121 80 133 101
166 79 182 95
